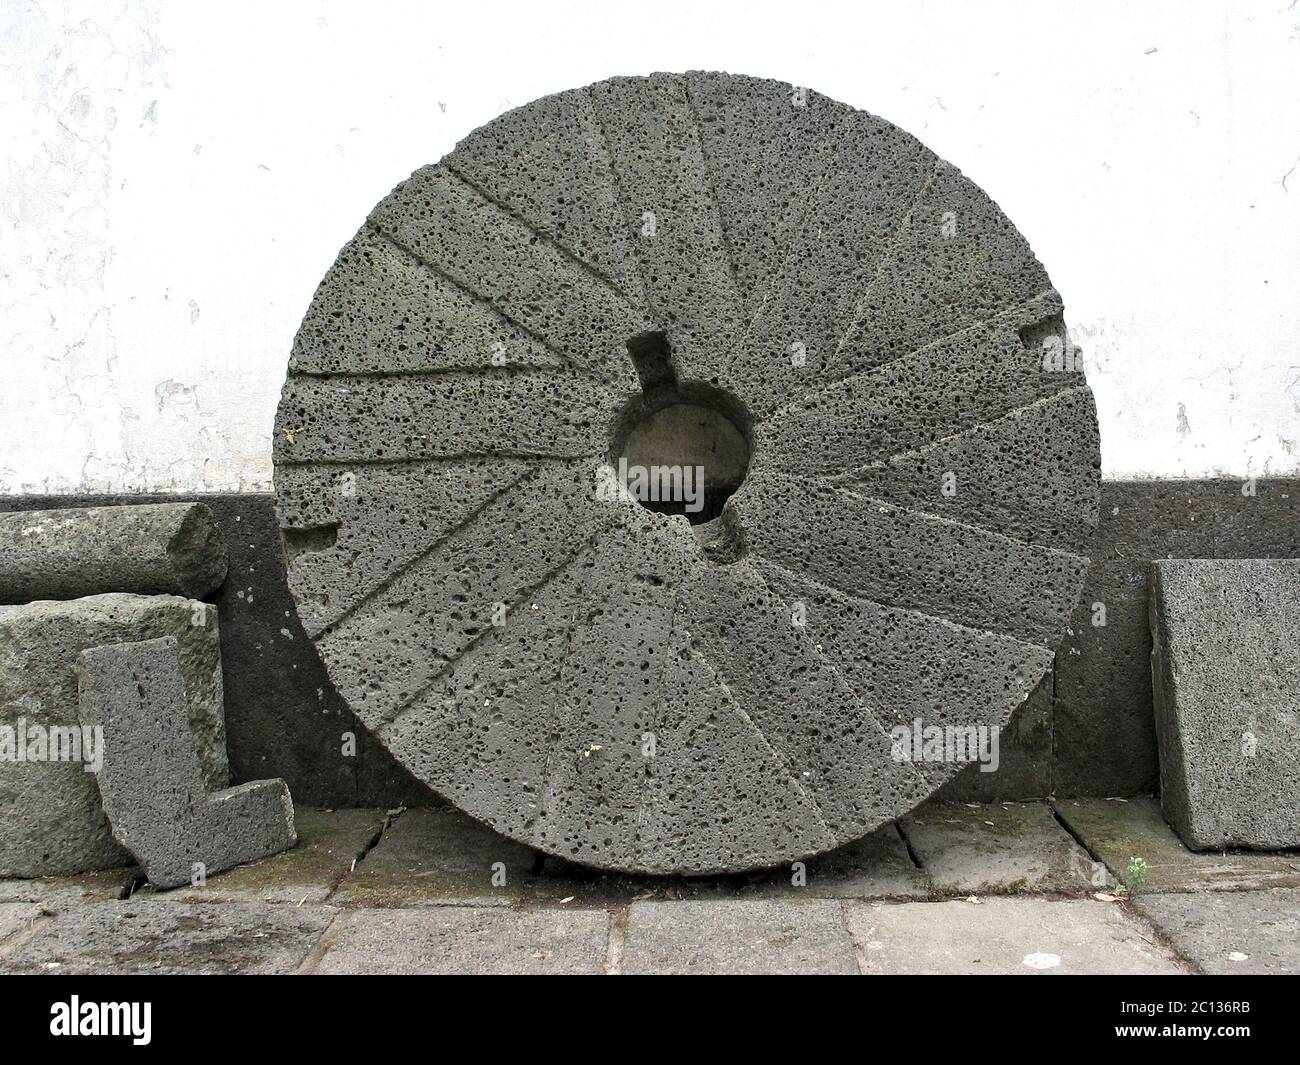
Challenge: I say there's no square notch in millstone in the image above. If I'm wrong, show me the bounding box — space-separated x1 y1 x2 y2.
625 329 678 395
610 331 754 527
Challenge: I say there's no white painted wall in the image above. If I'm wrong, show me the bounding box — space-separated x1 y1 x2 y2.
2 0 1298 492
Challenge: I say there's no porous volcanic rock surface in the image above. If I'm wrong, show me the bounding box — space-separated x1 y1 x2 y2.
273 72 1100 874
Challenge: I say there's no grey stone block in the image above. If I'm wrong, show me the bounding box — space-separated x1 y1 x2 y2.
1150 559 1300 849
0 593 227 876
0 900 334 974
900 801 1107 895
313 907 609 975
155 807 386 904
77 636 296 889
845 897 1184 974
0 503 226 603
1134 889 1300 975
274 73 1100 873
622 899 858 975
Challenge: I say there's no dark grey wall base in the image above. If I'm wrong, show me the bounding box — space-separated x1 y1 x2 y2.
1053 478 1299 797
3 479 1295 803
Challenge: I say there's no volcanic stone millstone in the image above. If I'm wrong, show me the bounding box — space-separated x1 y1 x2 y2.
273 72 1101 874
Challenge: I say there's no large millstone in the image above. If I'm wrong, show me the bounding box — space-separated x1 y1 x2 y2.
273 73 1100 874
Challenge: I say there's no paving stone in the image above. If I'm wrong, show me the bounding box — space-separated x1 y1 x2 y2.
622 899 858 975
274 73 1100 874
0 900 335 974
845 897 1184 974
0 902 40 947
77 637 296 889
900 801 1108 895
0 503 227 603
313 906 609 975
0 866 138 906
1054 797 1300 894
1149 559 1300 850
745 825 930 900
0 593 227 876
523 859 739 904
333 807 537 906
151 808 385 904
1134 889 1300 975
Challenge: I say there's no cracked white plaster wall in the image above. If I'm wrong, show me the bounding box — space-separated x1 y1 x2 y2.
1 0 1299 492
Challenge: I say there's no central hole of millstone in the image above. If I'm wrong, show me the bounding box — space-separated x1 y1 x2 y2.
612 331 752 525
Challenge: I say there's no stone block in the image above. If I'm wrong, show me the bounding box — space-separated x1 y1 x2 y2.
1150 559 1300 849
0 503 226 602
0 900 333 974
77 636 295 889
155 807 385 904
0 593 226 876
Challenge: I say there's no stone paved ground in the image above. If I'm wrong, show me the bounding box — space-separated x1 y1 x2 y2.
1 798 1296 975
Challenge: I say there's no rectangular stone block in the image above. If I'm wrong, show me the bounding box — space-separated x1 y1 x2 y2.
1150 559 1300 849
152 807 385 904
0 593 227 876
